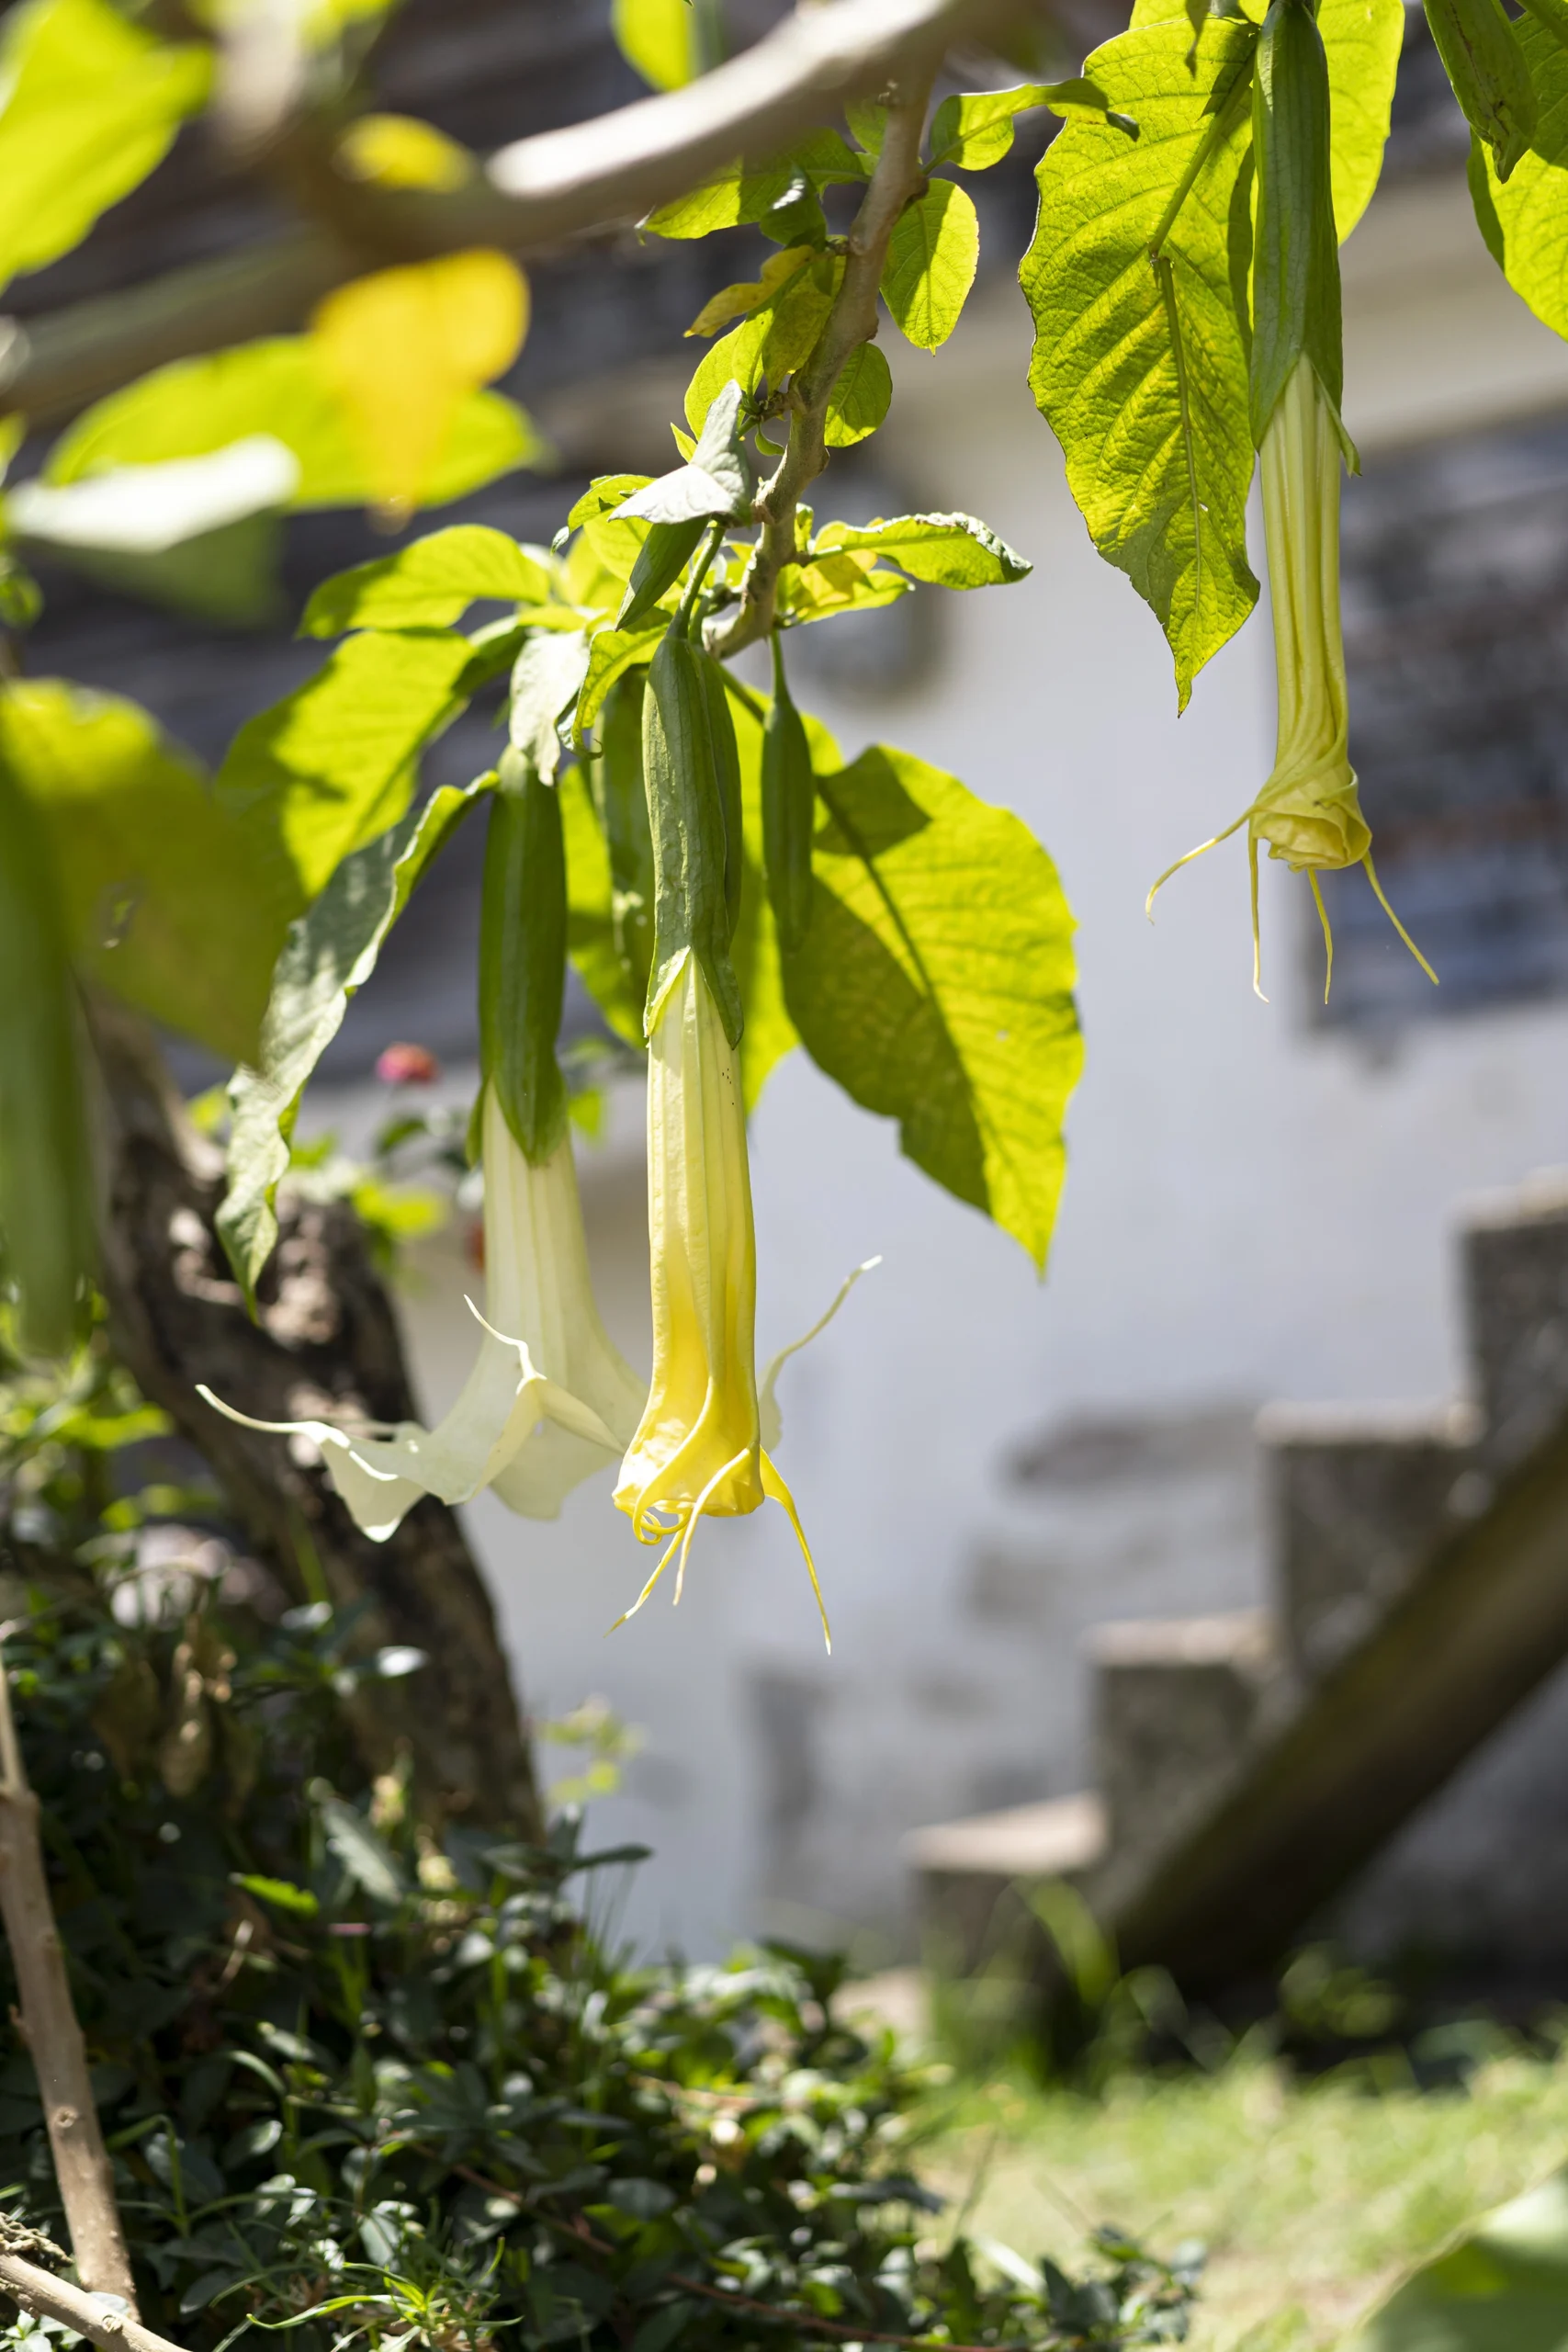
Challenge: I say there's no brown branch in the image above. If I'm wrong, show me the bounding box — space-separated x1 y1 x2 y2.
0 2245 188 2352
0 1653 138 2307
706 73 938 659
0 0 1023 424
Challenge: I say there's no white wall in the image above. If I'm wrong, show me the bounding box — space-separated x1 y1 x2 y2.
347 170 1568 1960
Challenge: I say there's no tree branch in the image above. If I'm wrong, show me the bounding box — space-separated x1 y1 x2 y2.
0 2244 188 2352
0 1658 138 2308
0 0 1023 424
707 74 937 659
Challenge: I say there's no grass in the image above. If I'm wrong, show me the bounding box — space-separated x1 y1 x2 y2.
921 2042 1568 2347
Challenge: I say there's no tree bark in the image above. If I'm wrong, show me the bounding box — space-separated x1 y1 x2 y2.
87 997 543 1840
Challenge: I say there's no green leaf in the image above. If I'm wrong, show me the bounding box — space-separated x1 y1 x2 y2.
560 760 644 1049
1320 0 1405 239
1021 15 1259 708
812 512 1032 588
319 1796 409 1905
774 555 911 628
301 526 556 637
782 744 1081 1269
218 784 479 1309
0 0 211 291
615 380 750 525
576 623 665 742
881 180 980 350
642 159 795 240
1348 2165 1568 2349
613 0 698 89
824 345 893 447
45 341 543 512
215 628 475 907
682 252 841 431
0 679 293 1063
929 82 1134 171
1467 15 1568 335
231 1874 320 1919
511 629 592 779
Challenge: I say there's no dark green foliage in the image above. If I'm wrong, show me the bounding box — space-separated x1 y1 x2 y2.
0 1340 1198 2352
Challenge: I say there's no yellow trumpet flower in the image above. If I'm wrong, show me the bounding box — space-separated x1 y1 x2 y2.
1149 360 1435 1001
201 1085 645 1539
612 952 874 1649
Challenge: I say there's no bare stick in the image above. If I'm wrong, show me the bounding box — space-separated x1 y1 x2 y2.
0 1644 138 2307
0 0 1021 424
707 73 938 658
0 2243 187 2352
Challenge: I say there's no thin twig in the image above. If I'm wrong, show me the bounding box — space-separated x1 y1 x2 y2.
0 0 1021 424
706 70 939 658
0 2245 188 2352
0 1640 138 2306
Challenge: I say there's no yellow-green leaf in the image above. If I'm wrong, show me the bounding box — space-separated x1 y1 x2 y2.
784 744 1081 1269
812 512 1032 589
825 345 893 447
0 0 211 292
0 680 293 1064
1469 16 1568 337
301 526 556 637
613 0 697 90
1021 15 1259 708
881 180 981 350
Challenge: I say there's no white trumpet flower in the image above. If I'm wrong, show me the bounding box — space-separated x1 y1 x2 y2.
201 1086 646 1539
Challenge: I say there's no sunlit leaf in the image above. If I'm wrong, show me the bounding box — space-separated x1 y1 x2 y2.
812 512 1032 589
612 0 698 89
311 251 530 519
783 744 1081 1269
0 0 210 291
335 112 474 191
1348 2165 1568 2350
881 180 980 351
301 525 556 637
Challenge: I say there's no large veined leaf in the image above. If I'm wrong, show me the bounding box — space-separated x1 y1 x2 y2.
219 785 480 1311
811 513 1032 589
44 341 542 513
0 681 293 1064
1469 18 1568 337
1129 0 1401 236
783 744 1080 1270
881 180 981 351
1348 2165 1568 2349
0 0 210 291
301 526 555 638
215 630 475 908
1021 15 1260 709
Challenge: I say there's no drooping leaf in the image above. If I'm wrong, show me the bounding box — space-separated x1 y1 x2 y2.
0 741 94 1359
613 380 750 526
881 180 981 351
215 629 475 907
218 785 479 1309
0 680 293 1063
824 345 893 447
812 513 1032 589
774 554 911 628
641 159 797 240
310 251 531 518
511 630 592 780
0 0 211 292
301 526 555 637
783 744 1081 1270
1348 2165 1568 2350
1468 16 1568 336
685 247 820 338
45 341 543 512
576 623 665 741
1021 14 1260 708
929 82 1135 171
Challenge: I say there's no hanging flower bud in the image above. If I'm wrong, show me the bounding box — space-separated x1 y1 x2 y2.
1149 0 1434 1000
201 748 644 1535
613 606 870 1642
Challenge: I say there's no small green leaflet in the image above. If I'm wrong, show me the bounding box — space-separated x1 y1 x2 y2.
881 181 981 351
929 82 1136 172
1021 14 1260 708
614 380 750 526
0 679 295 1065
825 345 892 447
0 0 210 292
231 1874 320 1918
811 513 1032 589
218 784 480 1312
215 628 475 906
301 526 556 637
1469 15 1568 335
682 254 841 431
783 745 1080 1271
612 0 698 88
642 130 866 241
775 554 911 628
1348 2165 1568 2349
45 340 544 513
1127 0 1402 239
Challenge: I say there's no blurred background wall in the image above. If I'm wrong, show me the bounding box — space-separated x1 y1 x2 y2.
24 0 1568 1966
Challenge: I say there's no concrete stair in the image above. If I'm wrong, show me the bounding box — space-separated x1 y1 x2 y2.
906 1175 1568 1995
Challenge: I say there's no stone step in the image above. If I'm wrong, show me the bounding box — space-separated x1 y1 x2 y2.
1258 1401 1481 1680
1464 1178 1568 1469
904 1792 1106 1977
1089 1611 1281 1879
